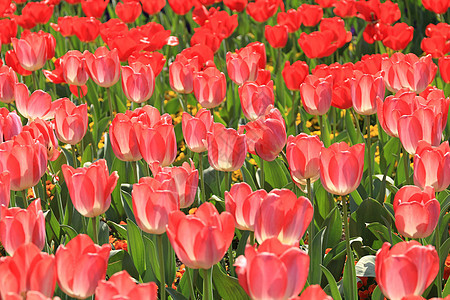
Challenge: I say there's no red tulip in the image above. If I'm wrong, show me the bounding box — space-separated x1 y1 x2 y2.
246 0 282 23
315 0 336 7
377 89 414 138
50 16 77 37
239 80 274 121
297 285 333 300
300 75 333 115
109 113 142 162
282 61 309 91
333 0 357 18
319 142 365 195
152 159 199 208
182 108 213 153
121 62 155 104
225 182 266 231
54 98 88 145
439 56 450 83
115 1 142 23
298 31 338 59
129 51 166 77
286 133 324 186
84 47 120 88
0 108 22 143
223 0 247 12
190 28 222 54
95 270 158 300
62 159 118 218
422 0 450 14
166 202 235 269
421 35 450 59
414 141 450 192
351 70 385 115
235 237 309 300
0 172 9 207
56 234 111 299
381 53 437 93
168 0 194 15
61 50 89 87
132 177 179 234
0 66 18 104
375 241 439 300
254 189 313 245
20 2 53 25
226 43 265 85
72 17 101 43
0 243 56 299
81 0 109 18
298 4 323 27
207 123 247 172
393 186 439 239
0 198 45 255
193 66 226 108
277 9 302 33
0 18 17 45
320 17 352 48
141 0 165 15
265 25 288 49
0 131 47 191
5 50 32 76
382 23 414 51
11 31 47 72
23 118 60 162
239 106 286 162
169 59 196 94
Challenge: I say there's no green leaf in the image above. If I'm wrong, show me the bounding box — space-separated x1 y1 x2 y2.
309 227 326 285
443 276 450 297
211 264 250 300
81 143 93 165
342 247 358 300
107 221 128 239
166 287 188 300
126 218 146 277
371 286 384 300
107 250 125 278
236 230 250 257
142 235 159 284
366 222 403 245
44 210 61 244
60 224 78 241
263 159 289 189
320 265 342 300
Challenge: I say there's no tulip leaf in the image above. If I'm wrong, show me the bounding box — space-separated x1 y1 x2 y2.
262 159 288 189
60 224 78 241
371 286 384 300
440 237 450 268
309 227 326 285
236 230 250 257
240 165 257 191
322 206 342 249
126 218 146 277
142 235 159 284
342 247 358 300
320 265 342 300
366 222 402 245
211 264 250 300
107 221 128 240
81 143 93 165
44 210 61 245
166 287 188 300
443 276 450 297
345 110 363 145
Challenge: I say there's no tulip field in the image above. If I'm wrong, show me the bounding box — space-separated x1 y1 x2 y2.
1 0 450 299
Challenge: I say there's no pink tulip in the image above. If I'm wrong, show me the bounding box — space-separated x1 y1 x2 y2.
286 133 324 186
393 185 440 239
15 83 57 120
62 159 118 218
56 234 111 299
297 285 333 300
351 70 385 115
375 241 439 300
61 50 89 87
225 182 266 231
11 32 48 71
239 80 274 121
319 142 365 195
23 118 60 161
0 108 23 143
182 108 213 153
95 270 158 300
109 113 142 162
166 202 235 269
193 66 226 109
121 62 155 104
0 243 56 299
0 66 18 104
54 98 88 145
0 172 10 207
0 199 45 255
226 43 265 85
235 237 309 300
207 123 247 172
84 47 120 88
300 75 333 115
169 59 195 94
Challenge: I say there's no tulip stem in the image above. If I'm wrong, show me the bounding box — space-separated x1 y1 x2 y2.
31 71 38 91
228 244 235 276
21 190 28 208
203 268 213 300
71 144 78 168
77 85 83 103
249 231 255 245
259 156 265 190
342 196 356 300
275 48 282 74
157 234 167 300
41 176 47 205
366 115 373 197
107 87 114 123
185 267 195 300
91 216 98 244
307 178 315 250
199 152 206 204
182 93 189 112
403 147 410 185
131 161 138 184
436 217 443 297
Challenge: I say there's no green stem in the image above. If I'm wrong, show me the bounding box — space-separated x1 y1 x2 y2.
228 244 235 276
249 231 255 245
77 85 84 103
182 93 189 112
199 152 206 204
436 218 443 297
131 161 139 184
224 171 230 193
291 91 299 135
107 87 114 123
275 48 282 74
21 190 28 208
333 107 338 141
31 71 38 91
157 234 167 300
185 267 195 300
142 160 150 177
307 178 314 250
71 144 78 168
203 268 213 300
366 115 373 197
403 147 410 185
41 176 47 205
342 196 356 300
259 156 265 190
92 216 98 244
319 114 326 146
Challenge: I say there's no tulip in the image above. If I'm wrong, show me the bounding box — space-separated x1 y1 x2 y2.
54 98 88 145
351 70 385 115
193 67 226 108
129 51 166 77
0 66 18 104
439 56 450 83
152 159 199 208
61 50 89 87
239 81 274 121
0 131 47 192
141 0 166 15
375 241 439 300
115 1 142 24
277 9 302 33
121 62 155 104
11 31 47 71
62 159 118 218
226 45 263 85
0 243 56 299
50 16 77 37
14 83 56 120
56 234 111 299
207 123 247 172
421 0 450 14
234 237 309 300
169 60 196 94
168 0 194 15
298 31 338 59
414 141 450 192
23 118 60 162
0 172 9 207
5 50 32 76
0 108 22 143
109 113 142 162
393 186 440 239
300 75 333 115
166 201 235 269
84 47 120 88
0 18 17 45
298 4 323 26
0 198 45 255
73 17 101 43
286 134 324 186
264 25 288 49
319 17 352 49
333 0 357 17
246 0 281 22
223 0 247 12
81 0 109 18
132 177 179 234
190 28 223 54
421 36 450 59
319 142 365 196
297 285 333 300
282 60 309 91
20 2 53 25
239 106 286 162
182 108 213 153
382 23 414 51
95 270 158 300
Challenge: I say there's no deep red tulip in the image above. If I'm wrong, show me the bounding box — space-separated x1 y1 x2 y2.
320 17 352 48
393 186 439 239
422 0 450 14
0 198 45 255
20 2 53 25
72 17 101 43
43 58 65 85
0 243 56 299
300 75 333 115
167 202 235 269
265 25 288 49
298 31 338 59
182 108 213 153
207 123 247 172
381 22 414 51
282 60 309 91
84 47 120 88
168 0 193 15
0 18 17 44
320 142 365 195
61 50 89 87
235 238 309 300
333 0 357 18
414 141 450 192
121 62 155 104
109 113 142 162
190 28 222 53
239 106 286 162
421 35 450 58
11 32 48 72
129 51 166 77
132 177 179 234
239 80 274 121
115 1 142 23
23 118 60 162
0 108 22 143
54 98 88 145
351 70 385 115
140 0 165 15
277 9 302 33
95 270 158 300
298 4 323 27
193 66 226 108
56 234 111 299
0 66 17 104
286 133 324 186
439 56 450 83
62 160 118 218
81 0 109 18
50 16 78 37
246 0 282 23
375 241 439 300
315 0 336 7
223 0 247 12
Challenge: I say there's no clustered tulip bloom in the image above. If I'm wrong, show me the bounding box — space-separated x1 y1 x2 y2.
54 98 88 145
239 80 275 121
121 62 155 104
182 108 213 153
95 270 158 299
414 141 450 191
